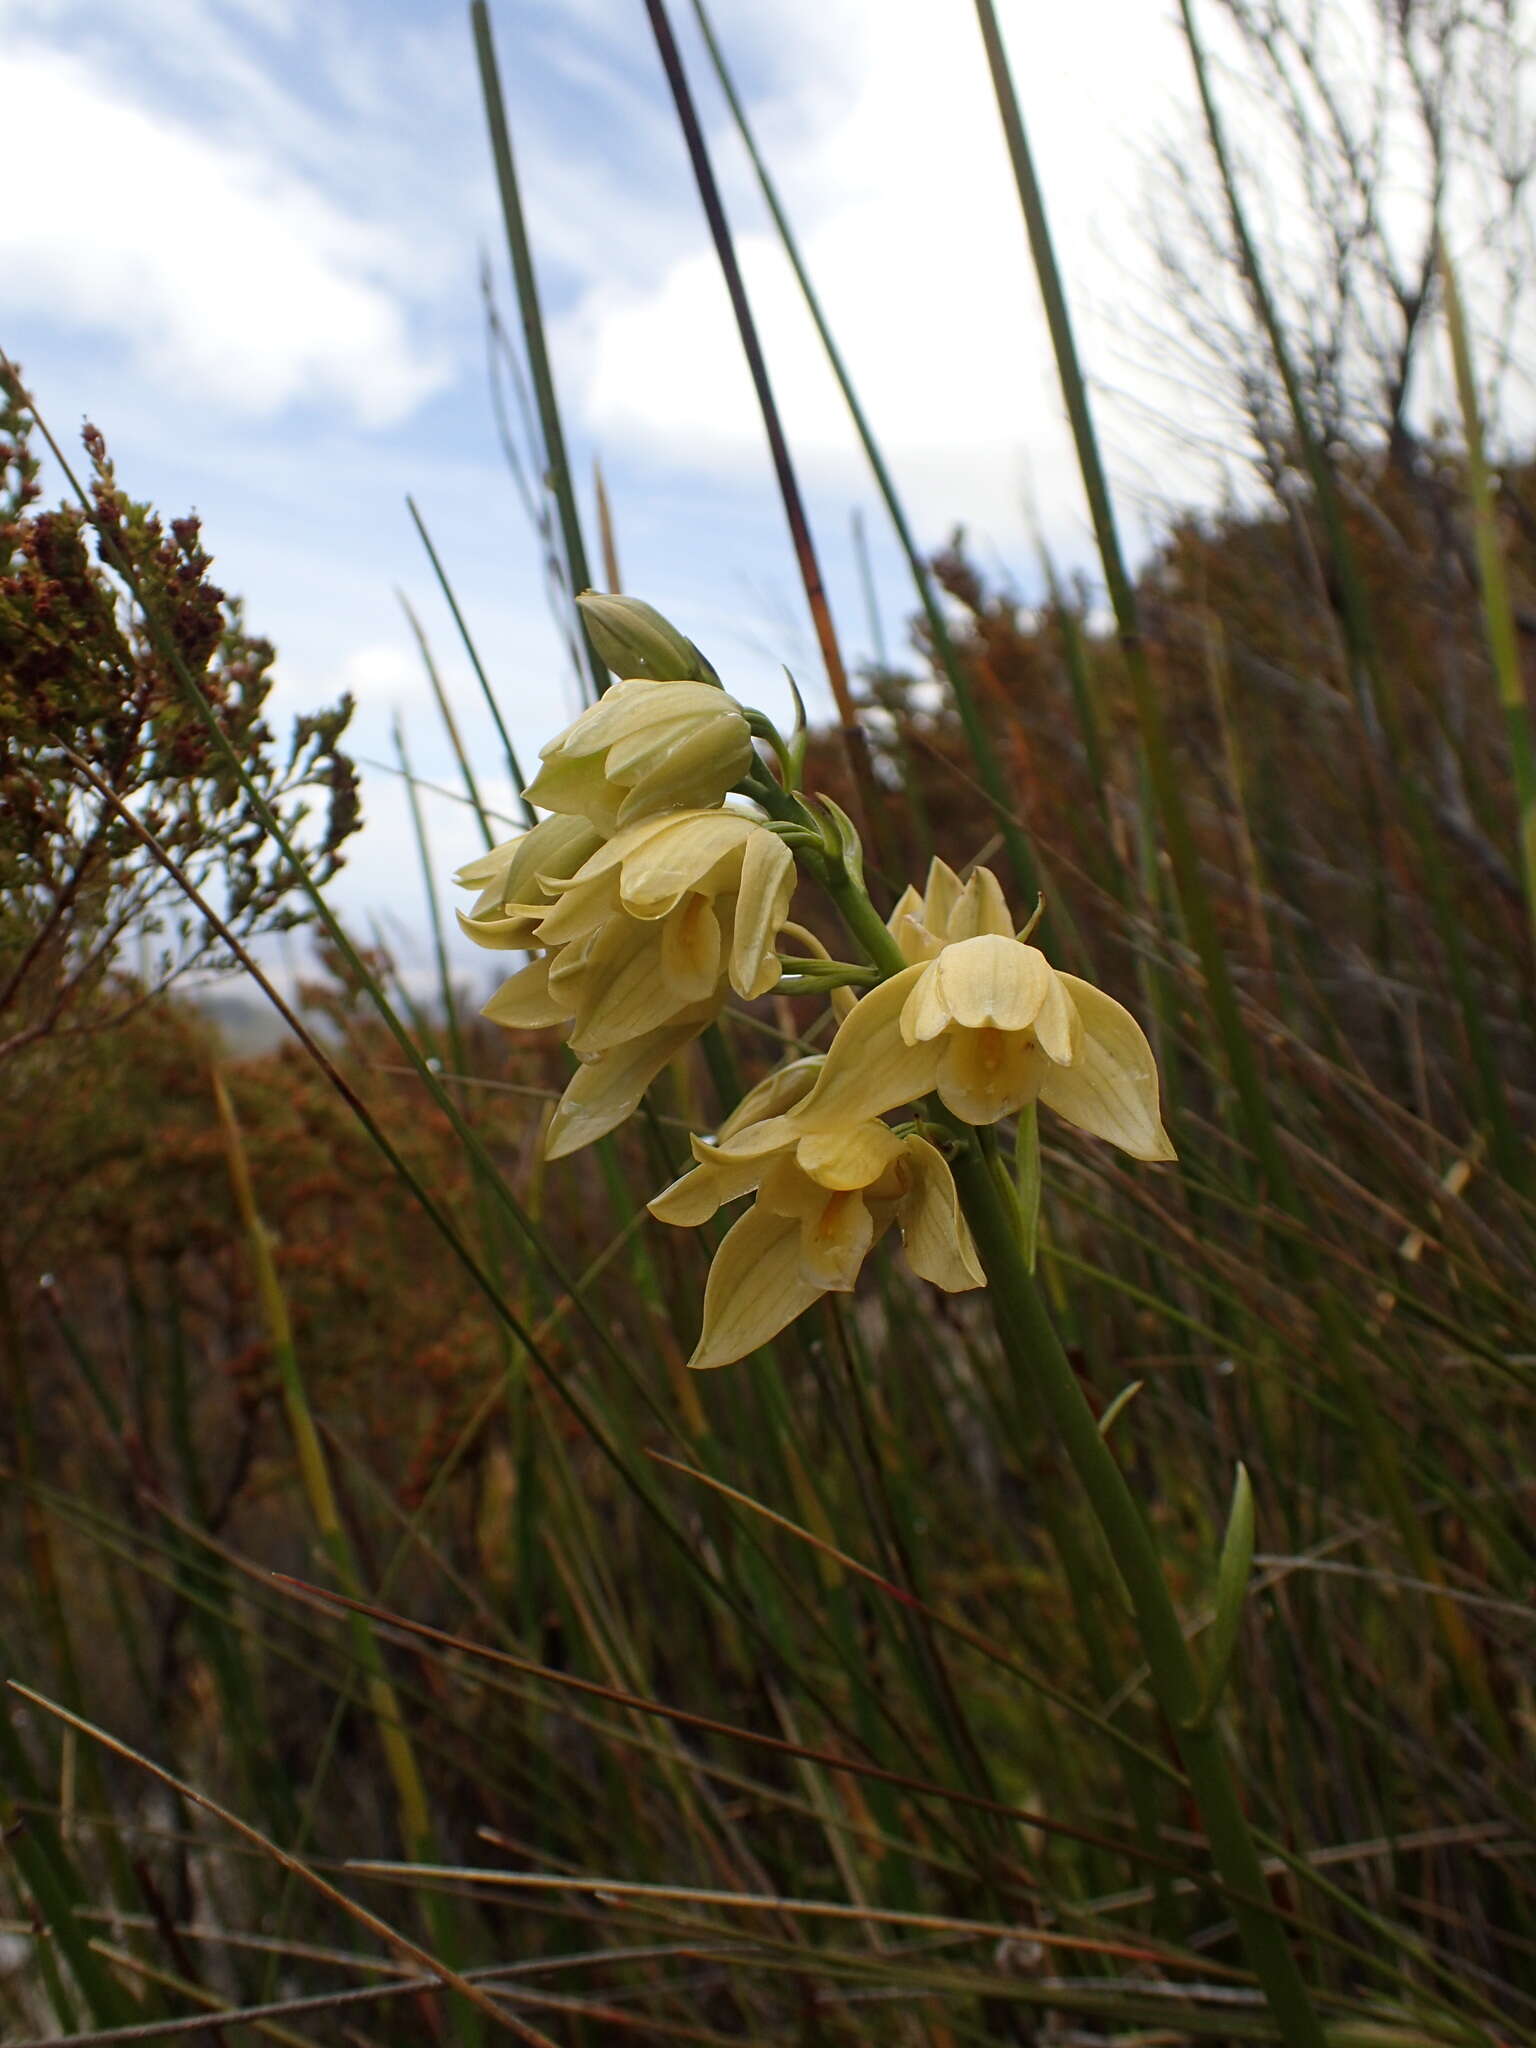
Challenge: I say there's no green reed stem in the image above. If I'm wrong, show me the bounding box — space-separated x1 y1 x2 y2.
212 1078 484 2041
470 0 606 704
1440 242 1536 967
406 494 535 826
398 594 494 853
644 0 888 861
692 0 1040 903
950 1166 1327 2045
815 867 1326 2038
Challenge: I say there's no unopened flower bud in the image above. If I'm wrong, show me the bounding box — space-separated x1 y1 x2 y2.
577 591 716 683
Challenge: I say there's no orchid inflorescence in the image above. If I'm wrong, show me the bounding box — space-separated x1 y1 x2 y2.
456 594 1173 1371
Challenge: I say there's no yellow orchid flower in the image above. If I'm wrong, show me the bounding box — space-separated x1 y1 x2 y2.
509 809 793 1056
650 1110 983 1369
524 677 752 834
794 938 1175 1162
453 813 605 951
478 810 796 1156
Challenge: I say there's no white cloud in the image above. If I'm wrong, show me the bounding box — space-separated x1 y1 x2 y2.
3 36 446 425
559 0 1206 556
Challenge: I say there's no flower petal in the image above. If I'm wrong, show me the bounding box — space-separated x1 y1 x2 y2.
455 813 598 892
794 1120 905 1191
566 918 698 1054
660 893 723 1004
648 1140 775 1226
1038 974 1176 1161
728 826 794 1000
920 857 963 937
899 958 953 1045
884 882 933 964
524 752 620 834
614 715 751 824
717 1056 824 1138
482 955 573 1031
755 1157 875 1291
456 903 547 951
544 1019 705 1161
896 1136 985 1290
796 964 938 1126
454 832 525 891
686 1202 826 1370
797 1187 877 1291
535 869 622 947
619 811 755 918
931 934 1054 1033
948 865 1014 941
1033 968 1082 1066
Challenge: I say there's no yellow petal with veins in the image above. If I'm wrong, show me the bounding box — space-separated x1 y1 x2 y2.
660 893 722 1003
1033 967 1082 1066
1038 974 1176 1161
729 827 794 999
756 1157 877 1291
618 811 758 918
884 882 933 964
798 1187 878 1291
648 1136 781 1226
544 1016 709 1161
566 916 688 1054
686 1203 826 1370
794 965 938 1128
896 1136 985 1290
920 857 963 935
482 955 573 1030
947 866 1014 942
535 868 622 947
926 934 1056 1034
717 1057 824 1138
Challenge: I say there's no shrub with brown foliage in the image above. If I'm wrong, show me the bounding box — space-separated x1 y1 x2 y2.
0 370 360 1065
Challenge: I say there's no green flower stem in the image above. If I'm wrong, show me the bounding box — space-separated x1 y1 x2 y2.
817 851 1326 2041
824 863 908 977
947 1150 1325 2043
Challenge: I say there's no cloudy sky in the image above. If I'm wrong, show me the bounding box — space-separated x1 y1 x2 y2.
7 0 1257 957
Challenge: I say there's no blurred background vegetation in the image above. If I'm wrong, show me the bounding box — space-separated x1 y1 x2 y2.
2 0 1534 2041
